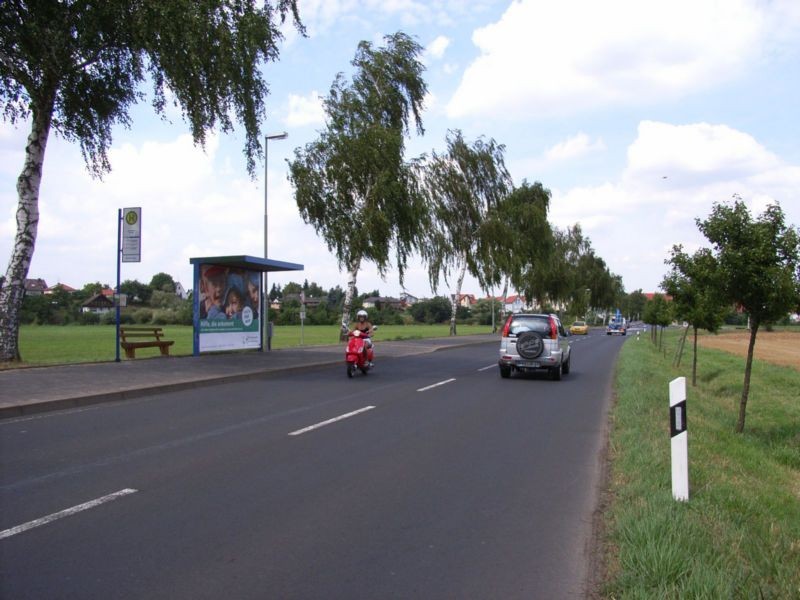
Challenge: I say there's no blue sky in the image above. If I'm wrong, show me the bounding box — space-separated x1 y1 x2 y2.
2 0 799 301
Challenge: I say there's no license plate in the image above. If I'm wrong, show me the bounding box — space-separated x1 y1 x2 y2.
518 361 541 368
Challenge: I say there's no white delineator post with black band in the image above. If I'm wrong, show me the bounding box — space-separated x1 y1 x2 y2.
669 376 689 501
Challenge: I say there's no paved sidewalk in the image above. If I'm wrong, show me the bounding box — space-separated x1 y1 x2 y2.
0 334 498 419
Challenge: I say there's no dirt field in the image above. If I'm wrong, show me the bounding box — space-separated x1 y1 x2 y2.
696 330 800 370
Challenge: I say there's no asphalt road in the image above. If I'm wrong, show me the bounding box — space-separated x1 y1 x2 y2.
0 332 626 599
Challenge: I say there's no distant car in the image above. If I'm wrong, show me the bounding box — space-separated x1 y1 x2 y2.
570 320 589 335
606 320 627 335
498 313 571 380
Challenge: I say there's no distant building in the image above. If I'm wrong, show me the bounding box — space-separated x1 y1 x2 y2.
453 293 478 308
44 283 77 294
399 292 419 306
363 296 403 310
24 278 48 296
81 293 114 314
644 292 673 302
504 294 528 313
175 281 188 300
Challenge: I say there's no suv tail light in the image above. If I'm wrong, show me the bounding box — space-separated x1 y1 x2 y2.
548 317 558 340
501 315 513 337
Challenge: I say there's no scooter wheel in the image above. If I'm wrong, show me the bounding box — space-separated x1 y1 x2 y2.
347 364 355 378
360 366 368 375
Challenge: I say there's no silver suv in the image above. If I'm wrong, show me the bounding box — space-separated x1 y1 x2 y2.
498 313 571 380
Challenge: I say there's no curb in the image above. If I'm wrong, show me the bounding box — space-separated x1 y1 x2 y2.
0 337 498 420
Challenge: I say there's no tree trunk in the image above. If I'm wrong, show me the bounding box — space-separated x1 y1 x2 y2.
735 320 759 433
0 104 53 362
497 277 509 333
449 259 466 336
674 324 689 367
691 326 698 387
339 257 361 341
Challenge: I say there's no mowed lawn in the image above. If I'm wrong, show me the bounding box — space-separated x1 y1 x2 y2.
15 324 495 365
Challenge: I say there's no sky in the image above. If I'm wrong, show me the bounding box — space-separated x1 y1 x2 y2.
2 0 799 301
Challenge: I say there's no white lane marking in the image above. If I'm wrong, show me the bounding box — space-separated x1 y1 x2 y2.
289 406 375 436
477 364 496 372
0 488 138 540
417 378 457 392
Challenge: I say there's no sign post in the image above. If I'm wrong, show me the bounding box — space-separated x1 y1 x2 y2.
669 377 689 501
300 291 306 346
116 208 141 362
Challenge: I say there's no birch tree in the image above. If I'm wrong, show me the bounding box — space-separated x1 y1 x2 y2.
288 32 427 337
482 180 553 322
0 0 303 361
421 130 511 335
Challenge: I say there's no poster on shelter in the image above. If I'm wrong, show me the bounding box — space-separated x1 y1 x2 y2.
198 264 261 352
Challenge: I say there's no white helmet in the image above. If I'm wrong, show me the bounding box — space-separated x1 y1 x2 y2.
357 309 368 318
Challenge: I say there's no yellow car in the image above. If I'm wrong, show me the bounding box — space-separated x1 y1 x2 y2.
570 320 589 335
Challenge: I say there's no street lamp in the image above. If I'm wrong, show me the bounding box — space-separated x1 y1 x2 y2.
263 131 288 351
584 288 591 322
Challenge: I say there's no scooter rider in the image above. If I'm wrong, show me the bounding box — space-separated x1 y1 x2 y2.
352 309 374 365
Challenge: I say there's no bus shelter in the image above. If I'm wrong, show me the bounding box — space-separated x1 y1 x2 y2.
190 255 303 356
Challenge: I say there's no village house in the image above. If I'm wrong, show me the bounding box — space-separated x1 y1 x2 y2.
81 293 114 314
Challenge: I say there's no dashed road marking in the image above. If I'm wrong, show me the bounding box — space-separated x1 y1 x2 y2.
0 488 138 540
289 406 376 436
417 378 456 392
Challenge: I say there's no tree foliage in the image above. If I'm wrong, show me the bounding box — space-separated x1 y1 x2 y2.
696 199 800 432
420 129 511 334
662 245 727 385
288 31 427 334
0 0 304 361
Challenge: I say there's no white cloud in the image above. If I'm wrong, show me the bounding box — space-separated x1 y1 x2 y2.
425 35 451 61
285 91 326 127
623 121 781 187
447 0 800 120
544 132 605 162
549 120 800 292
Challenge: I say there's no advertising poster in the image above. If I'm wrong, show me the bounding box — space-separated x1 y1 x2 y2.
198 264 261 352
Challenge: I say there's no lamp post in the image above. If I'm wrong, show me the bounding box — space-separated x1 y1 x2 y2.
584 288 591 322
263 131 288 351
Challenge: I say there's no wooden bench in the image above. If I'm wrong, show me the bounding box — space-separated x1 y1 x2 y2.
120 326 174 359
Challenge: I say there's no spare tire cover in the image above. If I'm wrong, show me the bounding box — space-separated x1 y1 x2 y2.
516 331 544 359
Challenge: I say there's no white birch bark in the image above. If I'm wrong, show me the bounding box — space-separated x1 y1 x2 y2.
497 277 510 332
449 258 467 336
0 106 53 362
339 257 361 340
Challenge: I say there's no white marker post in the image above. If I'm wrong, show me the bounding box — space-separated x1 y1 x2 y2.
669 377 689 501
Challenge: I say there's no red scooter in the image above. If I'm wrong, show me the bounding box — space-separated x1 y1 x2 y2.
345 327 377 377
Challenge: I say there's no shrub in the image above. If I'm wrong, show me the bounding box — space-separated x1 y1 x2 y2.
133 308 154 324
78 312 100 325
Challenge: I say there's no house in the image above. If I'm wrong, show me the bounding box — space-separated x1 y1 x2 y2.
644 292 673 302
81 293 114 314
44 283 77 294
363 296 403 310
453 293 477 308
175 281 188 300
282 293 325 308
503 294 528 313
399 292 419 306
24 278 48 296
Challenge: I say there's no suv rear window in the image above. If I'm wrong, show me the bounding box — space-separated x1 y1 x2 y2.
507 316 551 336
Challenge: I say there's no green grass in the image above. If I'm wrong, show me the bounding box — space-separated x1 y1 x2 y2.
14 323 494 365
603 329 800 598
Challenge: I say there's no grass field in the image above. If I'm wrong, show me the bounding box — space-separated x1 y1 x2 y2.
14 323 495 365
603 328 800 597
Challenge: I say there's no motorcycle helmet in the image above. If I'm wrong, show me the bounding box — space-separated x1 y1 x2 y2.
357 309 368 319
